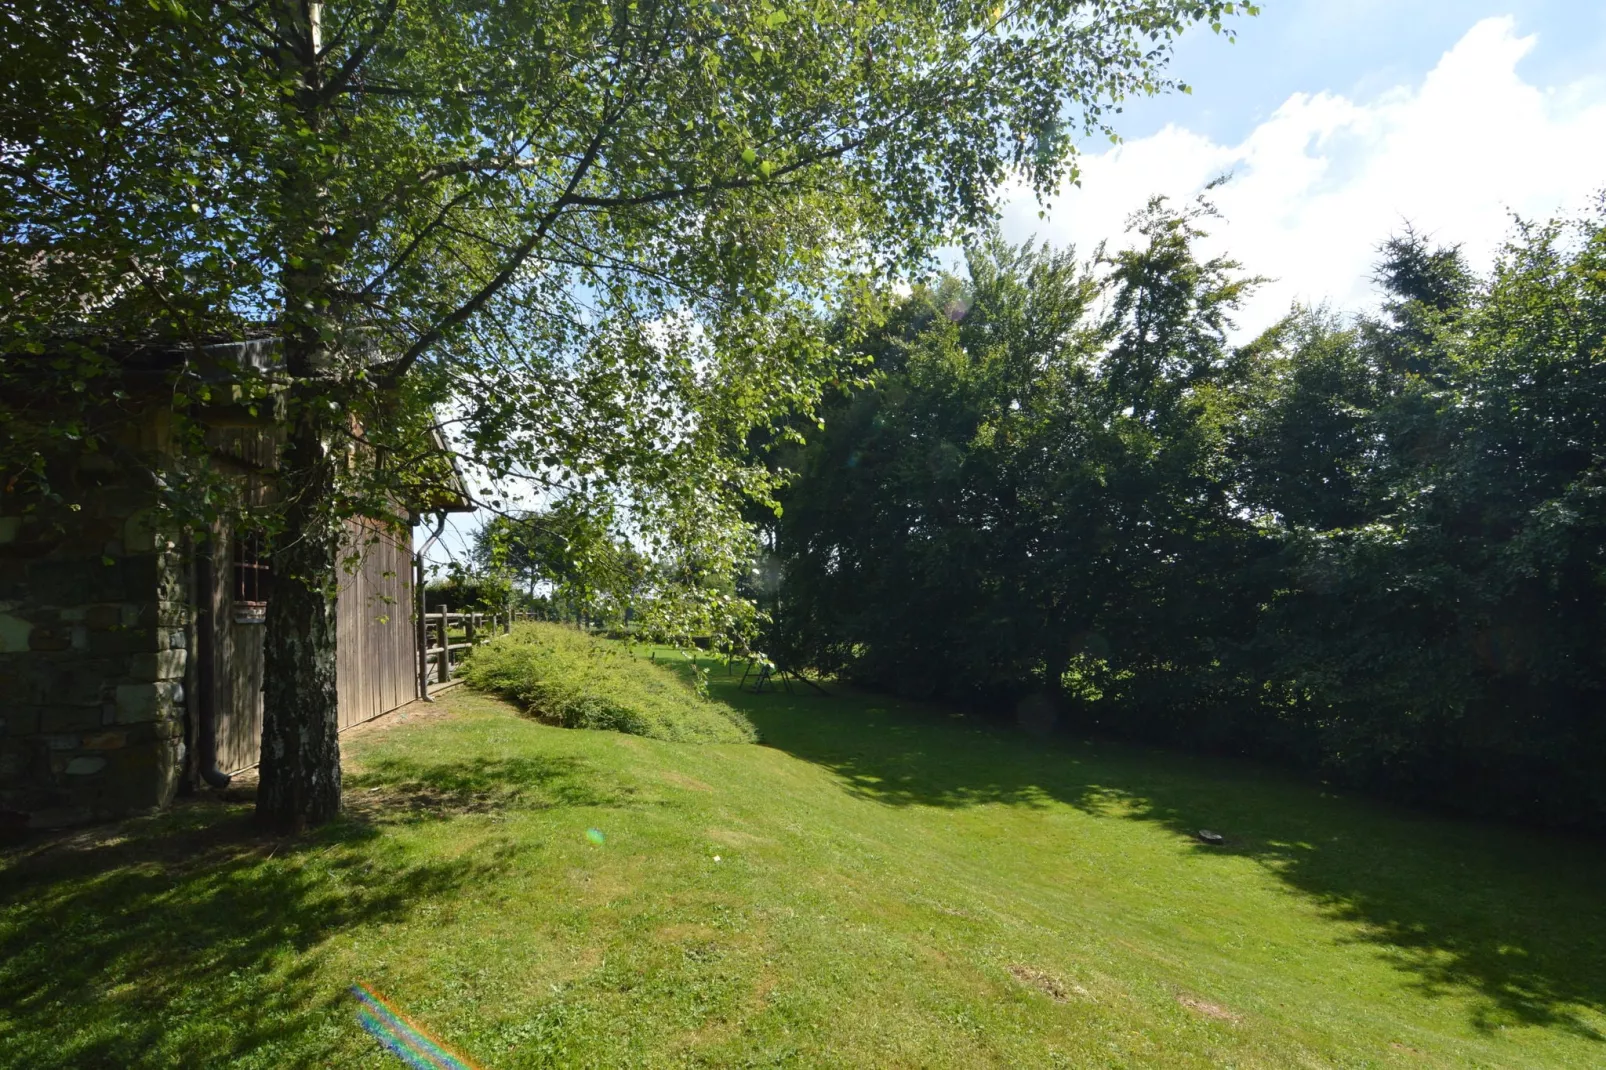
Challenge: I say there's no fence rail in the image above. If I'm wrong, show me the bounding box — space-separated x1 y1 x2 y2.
421 607 513 694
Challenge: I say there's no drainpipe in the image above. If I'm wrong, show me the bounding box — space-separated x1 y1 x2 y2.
415 513 448 702
195 539 232 789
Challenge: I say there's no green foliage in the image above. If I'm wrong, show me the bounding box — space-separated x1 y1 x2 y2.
2 0 1252 826
462 623 757 742
771 199 1258 712
0 0 1252 583
472 501 652 625
773 197 1606 831
422 575 513 612
1245 210 1606 824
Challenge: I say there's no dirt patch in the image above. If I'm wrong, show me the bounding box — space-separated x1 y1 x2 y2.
342 698 458 742
656 922 721 944
750 969 780 1006
706 827 770 848
1008 964 1083 1003
343 782 505 820
1388 1040 1439 1060
1177 994 1242 1023
660 771 714 793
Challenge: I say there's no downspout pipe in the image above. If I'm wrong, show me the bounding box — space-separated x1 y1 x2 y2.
414 513 448 703
195 539 232 790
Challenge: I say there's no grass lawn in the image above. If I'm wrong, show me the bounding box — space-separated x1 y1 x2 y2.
3 651 1605 1068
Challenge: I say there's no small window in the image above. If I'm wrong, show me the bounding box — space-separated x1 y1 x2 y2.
233 531 272 606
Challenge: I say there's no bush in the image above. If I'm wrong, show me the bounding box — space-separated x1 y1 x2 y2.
424 577 512 611
462 623 758 744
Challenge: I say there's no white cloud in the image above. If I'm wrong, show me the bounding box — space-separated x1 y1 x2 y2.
1000 17 1606 335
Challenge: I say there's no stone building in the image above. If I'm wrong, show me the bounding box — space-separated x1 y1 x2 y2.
0 340 466 832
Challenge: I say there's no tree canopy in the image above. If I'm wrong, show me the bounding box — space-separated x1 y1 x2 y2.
2 0 1250 828
770 197 1606 831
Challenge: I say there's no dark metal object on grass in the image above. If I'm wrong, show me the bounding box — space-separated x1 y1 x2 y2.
739 658 831 697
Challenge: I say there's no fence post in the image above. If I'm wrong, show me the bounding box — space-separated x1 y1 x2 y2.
438 604 451 682
466 610 477 649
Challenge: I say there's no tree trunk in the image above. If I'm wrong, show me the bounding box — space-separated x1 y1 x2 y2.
257 402 343 832
257 0 342 832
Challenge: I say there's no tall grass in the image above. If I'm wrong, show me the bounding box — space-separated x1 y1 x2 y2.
461 623 757 743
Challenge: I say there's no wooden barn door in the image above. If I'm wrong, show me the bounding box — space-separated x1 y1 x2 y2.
214 526 268 774
336 520 420 729
212 519 420 773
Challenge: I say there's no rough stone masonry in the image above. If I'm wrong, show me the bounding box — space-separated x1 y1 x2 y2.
0 411 191 830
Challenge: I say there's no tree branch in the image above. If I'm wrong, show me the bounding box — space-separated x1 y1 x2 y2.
564 137 861 211
317 0 400 103
354 185 481 300
381 106 617 385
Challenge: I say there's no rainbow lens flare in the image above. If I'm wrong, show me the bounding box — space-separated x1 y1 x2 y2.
586 827 606 845
353 983 481 1070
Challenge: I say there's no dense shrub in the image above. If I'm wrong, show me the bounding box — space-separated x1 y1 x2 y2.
424 577 512 612
463 623 757 744
770 205 1606 832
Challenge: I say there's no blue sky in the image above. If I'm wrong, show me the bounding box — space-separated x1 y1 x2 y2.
1116 0 1606 146
998 2 1606 333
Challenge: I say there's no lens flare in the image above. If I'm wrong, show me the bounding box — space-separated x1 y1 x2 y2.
586 827 606 845
352 983 481 1070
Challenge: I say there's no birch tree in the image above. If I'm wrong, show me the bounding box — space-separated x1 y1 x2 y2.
2 0 1251 829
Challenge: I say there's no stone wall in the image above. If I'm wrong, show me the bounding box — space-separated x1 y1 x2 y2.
0 416 190 830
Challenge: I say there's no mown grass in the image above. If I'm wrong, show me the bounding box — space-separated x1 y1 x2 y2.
461 623 756 743
2 651 1604 1068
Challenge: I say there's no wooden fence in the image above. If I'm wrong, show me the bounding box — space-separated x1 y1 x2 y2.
420 607 514 694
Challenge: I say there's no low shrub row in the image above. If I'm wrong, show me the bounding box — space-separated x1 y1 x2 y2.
462 623 758 744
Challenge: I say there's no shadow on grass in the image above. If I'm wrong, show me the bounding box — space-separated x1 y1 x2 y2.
346 753 636 821
707 667 1606 1044
0 750 623 1068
